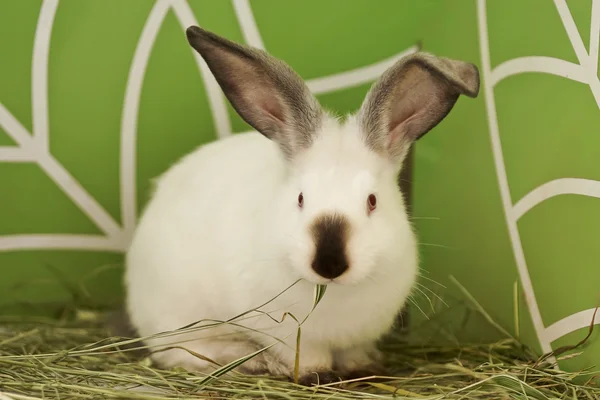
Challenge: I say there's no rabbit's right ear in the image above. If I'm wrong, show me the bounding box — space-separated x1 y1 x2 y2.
358 52 480 165
186 26 323 160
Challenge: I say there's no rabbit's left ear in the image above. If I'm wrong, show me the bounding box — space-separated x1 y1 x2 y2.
186 26 323 160
358 52 480 164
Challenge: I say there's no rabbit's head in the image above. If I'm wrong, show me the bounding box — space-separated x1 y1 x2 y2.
187 27 479 286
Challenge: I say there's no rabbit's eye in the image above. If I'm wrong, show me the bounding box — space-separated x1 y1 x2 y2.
298 192 304 208
367 194 377 213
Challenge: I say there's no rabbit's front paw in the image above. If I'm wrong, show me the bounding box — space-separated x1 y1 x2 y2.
297 370 343 386
334 343 386 379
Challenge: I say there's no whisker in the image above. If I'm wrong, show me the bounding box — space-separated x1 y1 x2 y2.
395 310 406 330
418 242 452 249
411 285 434 312
416 282 449 308
406 295 430 320
417 274 447 288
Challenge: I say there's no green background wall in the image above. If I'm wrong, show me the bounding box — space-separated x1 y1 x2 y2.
1 0 599 376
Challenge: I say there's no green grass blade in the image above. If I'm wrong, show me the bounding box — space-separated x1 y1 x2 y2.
196 342 277 388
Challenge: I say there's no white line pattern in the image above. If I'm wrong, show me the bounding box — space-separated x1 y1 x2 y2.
171 0 233 140
555 0 590 64
0 104 32 146
545 308 599 343
512 178 600 220
0 148 35 163
37 153 124 238
306 47 419 95
591 0 600 75
490 56 587 86
479 0 600 355
477 0 552 356
0 234 123 252
554 0 600 107
31 0 58 153
120 0 172 239
232 0 265 50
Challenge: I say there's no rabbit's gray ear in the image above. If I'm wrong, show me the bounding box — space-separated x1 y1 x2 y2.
358 52 480 164
186 26 323 159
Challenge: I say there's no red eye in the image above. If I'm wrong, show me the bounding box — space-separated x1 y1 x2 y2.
367 194 377 213
298 192 304 208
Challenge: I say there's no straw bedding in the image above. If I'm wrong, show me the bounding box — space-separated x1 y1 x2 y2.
0 283 598 399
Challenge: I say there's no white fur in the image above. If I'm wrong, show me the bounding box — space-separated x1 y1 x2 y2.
124 112 418 377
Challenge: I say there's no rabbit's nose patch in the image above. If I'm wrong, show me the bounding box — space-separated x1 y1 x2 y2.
310 213 351 280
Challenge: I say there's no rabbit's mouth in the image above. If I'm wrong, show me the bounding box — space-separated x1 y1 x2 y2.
299 271 364 287
297 271 333 286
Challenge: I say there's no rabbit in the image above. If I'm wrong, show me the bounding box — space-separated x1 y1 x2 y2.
123 25 480 385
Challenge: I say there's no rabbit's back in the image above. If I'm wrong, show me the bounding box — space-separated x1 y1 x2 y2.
124 131 287 339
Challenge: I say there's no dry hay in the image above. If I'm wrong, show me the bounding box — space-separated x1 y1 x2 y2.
0 280 598 399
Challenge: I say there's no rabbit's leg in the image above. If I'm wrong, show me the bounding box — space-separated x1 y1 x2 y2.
149 339 268 374
333 342 386 379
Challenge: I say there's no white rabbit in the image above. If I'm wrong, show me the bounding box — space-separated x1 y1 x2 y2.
123 26 479 385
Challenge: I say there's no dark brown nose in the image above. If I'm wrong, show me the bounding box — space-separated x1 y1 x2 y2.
310 214 350 279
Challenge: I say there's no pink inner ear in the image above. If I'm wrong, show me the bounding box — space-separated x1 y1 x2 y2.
229 55 287 128
387 106 418 150
259 96 286 125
